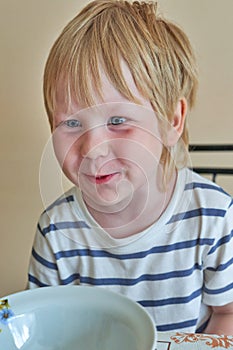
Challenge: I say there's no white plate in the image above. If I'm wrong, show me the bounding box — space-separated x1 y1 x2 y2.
0 286 156 350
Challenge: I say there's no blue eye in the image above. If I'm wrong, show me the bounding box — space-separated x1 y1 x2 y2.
108 116 127 126
64 119 81 128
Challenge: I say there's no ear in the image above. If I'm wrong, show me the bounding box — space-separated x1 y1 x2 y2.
166 97 187 147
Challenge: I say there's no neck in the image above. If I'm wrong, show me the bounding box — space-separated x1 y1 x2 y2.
85 171 177 238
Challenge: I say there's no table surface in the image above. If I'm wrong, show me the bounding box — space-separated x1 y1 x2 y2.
156 332 233 349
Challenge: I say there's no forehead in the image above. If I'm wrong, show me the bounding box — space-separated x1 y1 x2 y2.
54 59 152 117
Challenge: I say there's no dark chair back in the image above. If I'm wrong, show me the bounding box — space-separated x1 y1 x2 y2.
189 144 233 183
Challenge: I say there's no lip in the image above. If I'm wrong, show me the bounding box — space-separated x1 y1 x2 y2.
85 172 121 185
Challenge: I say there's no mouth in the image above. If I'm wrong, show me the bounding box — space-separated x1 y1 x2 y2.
85 172 121 184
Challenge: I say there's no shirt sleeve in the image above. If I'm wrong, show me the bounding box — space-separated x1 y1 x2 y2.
203 200 233 306
27 214 61 288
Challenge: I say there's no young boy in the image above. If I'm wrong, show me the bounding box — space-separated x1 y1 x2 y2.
28 0 233 334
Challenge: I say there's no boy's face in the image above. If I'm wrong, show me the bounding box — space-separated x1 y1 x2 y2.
52 62 173 213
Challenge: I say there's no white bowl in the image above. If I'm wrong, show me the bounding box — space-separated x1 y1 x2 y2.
0 286 156 349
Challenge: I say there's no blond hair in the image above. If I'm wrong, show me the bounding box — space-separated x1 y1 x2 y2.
43 0 198 181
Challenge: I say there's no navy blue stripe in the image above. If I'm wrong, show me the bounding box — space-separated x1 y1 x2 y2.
37 222 44 235
54 238 213 261
41 221 90 236
204 281 233 295
61 273 80 285
28 274 50 287
185 182 228 195
32 248 58 270
207 256 233 272
167 207 226 224
196 317 211 333
61 264 202 286
157 318 198 332
44 195 75 212
138 288 202 307
208 229 233 255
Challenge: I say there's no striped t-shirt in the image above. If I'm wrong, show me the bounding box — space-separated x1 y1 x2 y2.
28 168 233 332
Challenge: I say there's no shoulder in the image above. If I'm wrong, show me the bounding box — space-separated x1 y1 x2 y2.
181 168 232 210
44 187 77 212
166 168 232 230
38 186 79 227
36 186 92 243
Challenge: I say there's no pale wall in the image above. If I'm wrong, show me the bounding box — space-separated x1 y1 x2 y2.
0 0 232 297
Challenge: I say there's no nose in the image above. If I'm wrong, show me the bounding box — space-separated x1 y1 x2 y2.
79 126 109 159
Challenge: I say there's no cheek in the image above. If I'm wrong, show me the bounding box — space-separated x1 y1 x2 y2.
121 129 163 164
52 133 81 170
111 136 162 183
146 137 164 160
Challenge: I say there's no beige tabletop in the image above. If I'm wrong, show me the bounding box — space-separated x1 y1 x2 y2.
157 332 233 349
